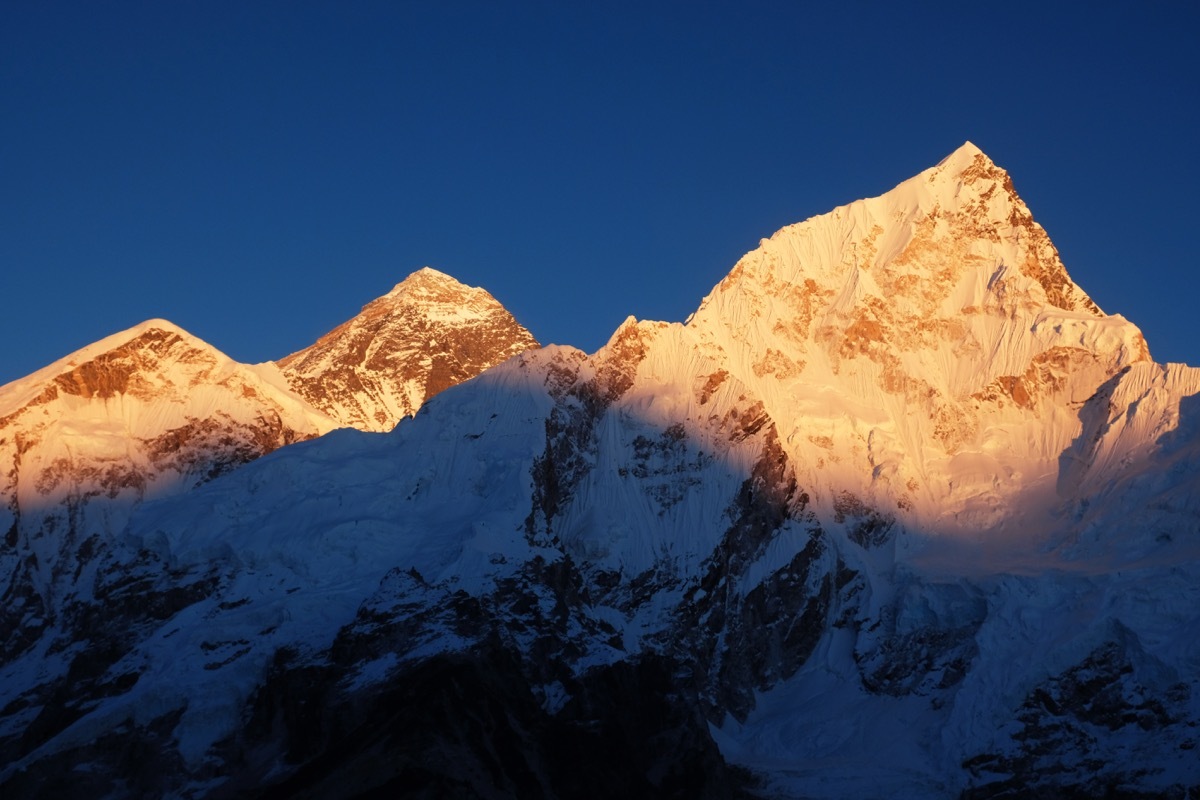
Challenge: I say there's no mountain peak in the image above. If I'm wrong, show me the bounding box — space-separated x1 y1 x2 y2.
688 141 1140 450
0 317 222 404
277 270 539 431
7 147 1200 800
383 266 469 299
938 140 986 165
86 318 202 355
129 317 187 334
926 141 1008 189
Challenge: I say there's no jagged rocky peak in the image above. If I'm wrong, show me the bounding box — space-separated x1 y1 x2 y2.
717 143 1107 319
691 140 1151 390
921 141 1103 316
277 267 540 432
699 141 1109 325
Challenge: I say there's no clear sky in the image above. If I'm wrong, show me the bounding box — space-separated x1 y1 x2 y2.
2 1 1198 386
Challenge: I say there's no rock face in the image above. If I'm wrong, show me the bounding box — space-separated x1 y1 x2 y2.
3 144 1200 799
277 267 540 431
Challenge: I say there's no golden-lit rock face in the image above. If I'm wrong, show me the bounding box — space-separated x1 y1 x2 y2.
277 268 539 432
50 332 180 400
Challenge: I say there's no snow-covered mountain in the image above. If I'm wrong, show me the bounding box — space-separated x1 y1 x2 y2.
277 267 540 432
0 272 537 670
3 144 1198 799
0 320 337 663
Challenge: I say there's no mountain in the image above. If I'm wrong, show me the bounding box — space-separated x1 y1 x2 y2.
681 141 1153 545
0 272 537 671
0 320 337 662
277 267 540 432
3 144 1198 799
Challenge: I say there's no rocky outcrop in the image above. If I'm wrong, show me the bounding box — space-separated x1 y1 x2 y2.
962 625 1197 799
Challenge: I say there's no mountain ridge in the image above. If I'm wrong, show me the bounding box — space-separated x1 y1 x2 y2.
0 271 538 679
2 145 1198 798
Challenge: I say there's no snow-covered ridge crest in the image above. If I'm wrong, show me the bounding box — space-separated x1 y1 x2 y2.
1 318 206 410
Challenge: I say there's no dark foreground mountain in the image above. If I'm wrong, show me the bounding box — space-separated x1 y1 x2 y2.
2 144 1197 798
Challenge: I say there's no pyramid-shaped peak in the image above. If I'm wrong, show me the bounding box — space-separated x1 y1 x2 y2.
368 268 514 321
940 140 987 162
276 267 539 431
126 318 199 340
383 266 473 298
950 140 984 159
407 266 458 284
930 141 1005 181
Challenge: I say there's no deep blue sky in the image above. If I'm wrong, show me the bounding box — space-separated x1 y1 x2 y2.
3 2 1198 386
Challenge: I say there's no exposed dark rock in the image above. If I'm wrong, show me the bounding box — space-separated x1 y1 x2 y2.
962 629 1196 798
669 426 834 720
0 548 220 770
226 645 749 800
277 269 539 431
2 708 188 800
526 331 649 541
854 582 986 697
833 490 895 549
